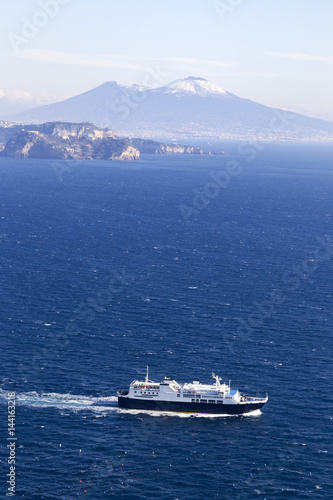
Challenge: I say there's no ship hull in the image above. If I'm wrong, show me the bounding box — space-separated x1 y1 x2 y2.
118 397 265 415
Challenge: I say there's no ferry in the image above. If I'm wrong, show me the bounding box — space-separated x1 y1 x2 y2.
117 367 268 415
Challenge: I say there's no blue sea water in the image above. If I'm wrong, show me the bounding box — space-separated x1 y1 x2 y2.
0 142 332 499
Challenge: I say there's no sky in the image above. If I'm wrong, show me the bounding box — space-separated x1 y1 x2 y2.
1 0 333 119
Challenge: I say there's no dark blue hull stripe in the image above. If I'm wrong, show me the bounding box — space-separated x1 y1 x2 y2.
118 397 265 414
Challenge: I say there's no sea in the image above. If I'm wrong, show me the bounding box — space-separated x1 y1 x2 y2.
0 141 332 499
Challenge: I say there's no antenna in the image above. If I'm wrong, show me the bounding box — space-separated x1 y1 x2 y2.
145 365 149 383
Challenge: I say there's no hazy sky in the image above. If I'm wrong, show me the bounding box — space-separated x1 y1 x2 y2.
1 0 333 117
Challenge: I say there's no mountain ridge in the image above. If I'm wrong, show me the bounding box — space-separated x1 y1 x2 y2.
4 77 333 142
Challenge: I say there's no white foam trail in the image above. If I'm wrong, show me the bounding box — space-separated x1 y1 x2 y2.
243 409 262 417
118 408 262 418
0 388 117 412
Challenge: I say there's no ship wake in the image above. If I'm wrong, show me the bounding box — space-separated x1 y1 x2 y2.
118 408 262 418
0 388 117 413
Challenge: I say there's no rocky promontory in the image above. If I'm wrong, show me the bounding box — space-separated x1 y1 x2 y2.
3 129 139 161
0 121 207 161
130 138 203 155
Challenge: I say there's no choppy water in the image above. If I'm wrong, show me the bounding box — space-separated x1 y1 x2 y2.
0 142 332 499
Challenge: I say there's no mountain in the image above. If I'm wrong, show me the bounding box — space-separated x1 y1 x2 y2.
317 111 333 123
157 76 229 97
0 121 205 161
5 77 333 142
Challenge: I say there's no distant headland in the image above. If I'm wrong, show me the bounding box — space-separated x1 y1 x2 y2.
0 121 216 161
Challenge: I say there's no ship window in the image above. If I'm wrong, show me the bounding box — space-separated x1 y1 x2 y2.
208 400 215 403
192 399 195 402
134 391 137 393
217 401 223 404
177 394 180 397
200 399 207 403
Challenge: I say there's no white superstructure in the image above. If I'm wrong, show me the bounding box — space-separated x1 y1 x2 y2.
118 367 266 409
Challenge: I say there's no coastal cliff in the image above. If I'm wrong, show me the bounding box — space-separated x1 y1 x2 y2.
131 138 203 155
0 121 209 161
2 129 139 160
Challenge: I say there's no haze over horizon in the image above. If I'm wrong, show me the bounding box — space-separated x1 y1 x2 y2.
1 0 333 121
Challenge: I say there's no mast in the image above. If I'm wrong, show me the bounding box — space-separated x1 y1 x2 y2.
212 372 221 388
145 365 149 383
